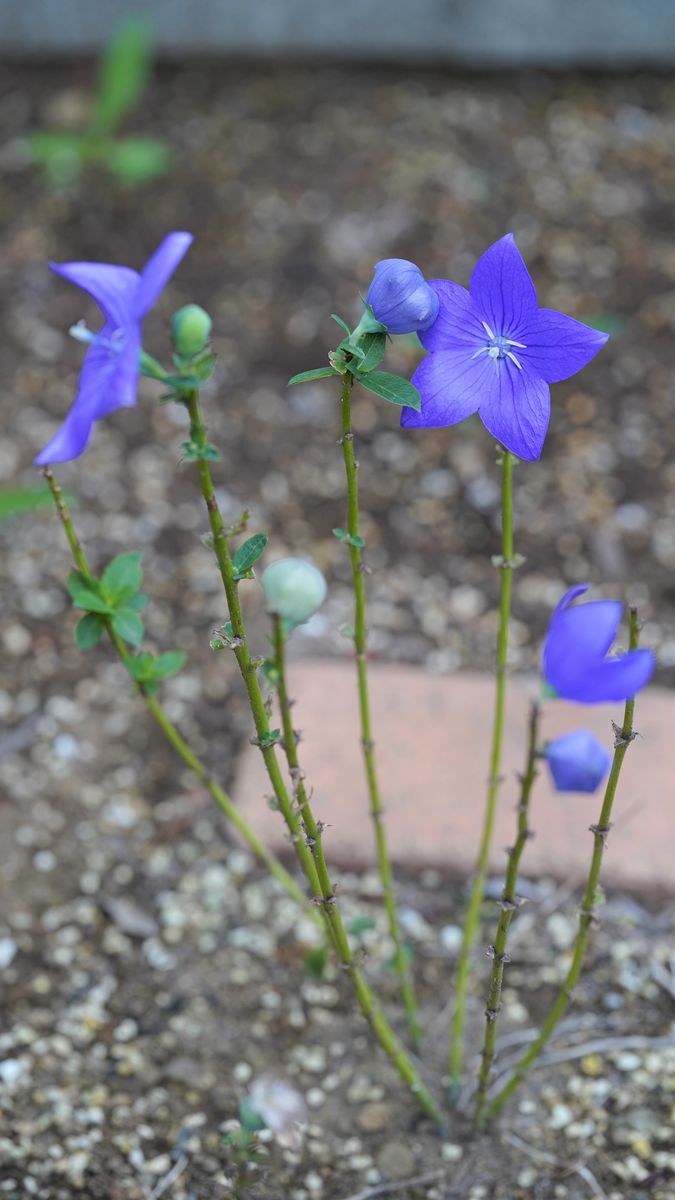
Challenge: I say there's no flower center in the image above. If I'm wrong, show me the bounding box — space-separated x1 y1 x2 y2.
472 320 527 372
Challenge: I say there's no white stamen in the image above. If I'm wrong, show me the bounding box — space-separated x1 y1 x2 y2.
505 350 523 370
69 321 97 345
481 319 496 340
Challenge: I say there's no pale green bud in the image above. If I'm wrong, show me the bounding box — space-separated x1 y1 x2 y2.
171 304 212 357
261 558 327 628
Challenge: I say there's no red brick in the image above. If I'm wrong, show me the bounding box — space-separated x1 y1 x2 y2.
234 661 675 894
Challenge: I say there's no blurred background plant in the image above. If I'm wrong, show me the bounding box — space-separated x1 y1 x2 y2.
0 486 74 523
24 16 170 188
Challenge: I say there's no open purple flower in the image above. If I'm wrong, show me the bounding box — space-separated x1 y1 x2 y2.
545 729 611 793
401 234 608 461
35 231 193 465
543 585 655 703
365 258 439 335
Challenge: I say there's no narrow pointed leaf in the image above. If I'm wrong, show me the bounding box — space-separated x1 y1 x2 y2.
288 367 338 386
232 532 268 573
353 369 421 410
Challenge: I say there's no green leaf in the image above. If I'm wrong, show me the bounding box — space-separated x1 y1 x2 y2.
354 332 387 373
332 527 365 549
0 486 73 523
232 532 268 574
127 591 149 611
347 916 377 936
304 945 328 980
153 650 187 679
67 569 113 614
25 132 86 182
89 17 153 140
75 613 106 651
239 1097 267 1133
330 313 351 335
384 943 414 974
127 651 155 682
180 439 221 461
103 136 171 186
111 607 144 647
102 551 143 601
288 367 337 386
353 369 421 410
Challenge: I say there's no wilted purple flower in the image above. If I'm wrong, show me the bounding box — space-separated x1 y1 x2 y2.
546 729 611 793
401 234 608 461
543 585 654 703
35 232 193 465
365 258 439 334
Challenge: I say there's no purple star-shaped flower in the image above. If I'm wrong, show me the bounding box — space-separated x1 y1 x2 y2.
545 729 611 793
35 231 193 465
543 585 655 703
401 234 609 461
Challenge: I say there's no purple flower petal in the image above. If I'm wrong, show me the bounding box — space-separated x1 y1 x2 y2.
401 350 485 428
521 308 609 383
477 360 550 461
546 729 611 793
49 262 139 328
134 231 193 317
553 649 655 704
34 335 120 464
469 234 538 338
419 280 486 353
94 331 141 416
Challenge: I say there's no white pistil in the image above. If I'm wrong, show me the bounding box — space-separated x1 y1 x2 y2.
472 324 527 372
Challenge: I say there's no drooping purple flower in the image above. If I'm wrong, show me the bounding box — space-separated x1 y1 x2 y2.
401 234 608 461
35 232 193 465
545 729 611 793
365 258 439 335
543 585 655 703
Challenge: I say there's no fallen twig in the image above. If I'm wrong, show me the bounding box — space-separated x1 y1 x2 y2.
339 1168 444 1200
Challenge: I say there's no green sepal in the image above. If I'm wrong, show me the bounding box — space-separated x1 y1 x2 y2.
165 374 202 392
232 532 268 576
355 305 387 335
67 570 113 615
288 367 338 386
332 527 365 549
102 551 143 602
180 439 220 461
111 607 144 647
352 369 421 410
75 612 106 651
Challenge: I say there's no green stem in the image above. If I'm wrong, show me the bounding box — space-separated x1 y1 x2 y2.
485 610 641 1122
339 373 422 1052
473 701 540 1124
450 447 516 1099
42 467 312 919
183 390 324 903
272 614 443 1127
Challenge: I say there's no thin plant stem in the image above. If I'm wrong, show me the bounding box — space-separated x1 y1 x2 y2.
473 700 540 1124
42 467 312 918
271 613 443 1127
339 373 422 1052
450 446 516 1098
182 391 324 903
485 609 641 1122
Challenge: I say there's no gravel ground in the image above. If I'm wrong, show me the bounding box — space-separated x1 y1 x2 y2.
0 61 674 1197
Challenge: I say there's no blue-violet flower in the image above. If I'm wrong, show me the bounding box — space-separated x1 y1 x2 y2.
543 585 654 703
545 729 611 793
401 233 608 460
35 231 193 465
365 258 439 335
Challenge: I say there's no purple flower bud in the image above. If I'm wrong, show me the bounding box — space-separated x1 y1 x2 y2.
546 729 611 793
365 259 439 335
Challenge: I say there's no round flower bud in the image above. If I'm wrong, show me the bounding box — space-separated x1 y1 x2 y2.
365 258 439 334
261 558 327 628
171 304 212 357
545 729 611 794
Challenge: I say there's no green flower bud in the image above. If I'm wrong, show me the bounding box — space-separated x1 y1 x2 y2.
261 558 327 628
171 304 212 357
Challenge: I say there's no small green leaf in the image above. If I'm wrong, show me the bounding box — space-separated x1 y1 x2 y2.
288 367 337 386
127 651 155 682
347 916 377 936
102 551 142 600
304 945 328 980
353 369 421 410
127 591 149 611
253 729 280 749
332 527 365 549
232 532 268 574
67 569 113 614
75 612 106 651
181 439 220 461
111 608 144 646
103 136 171 186
88 17 153 140
354 332 387 373
330 313 351 335
153 650 187 679
239 1097 267 1133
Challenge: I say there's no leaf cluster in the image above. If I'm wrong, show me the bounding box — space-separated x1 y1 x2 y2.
288 317 421 412
25 18 170 188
